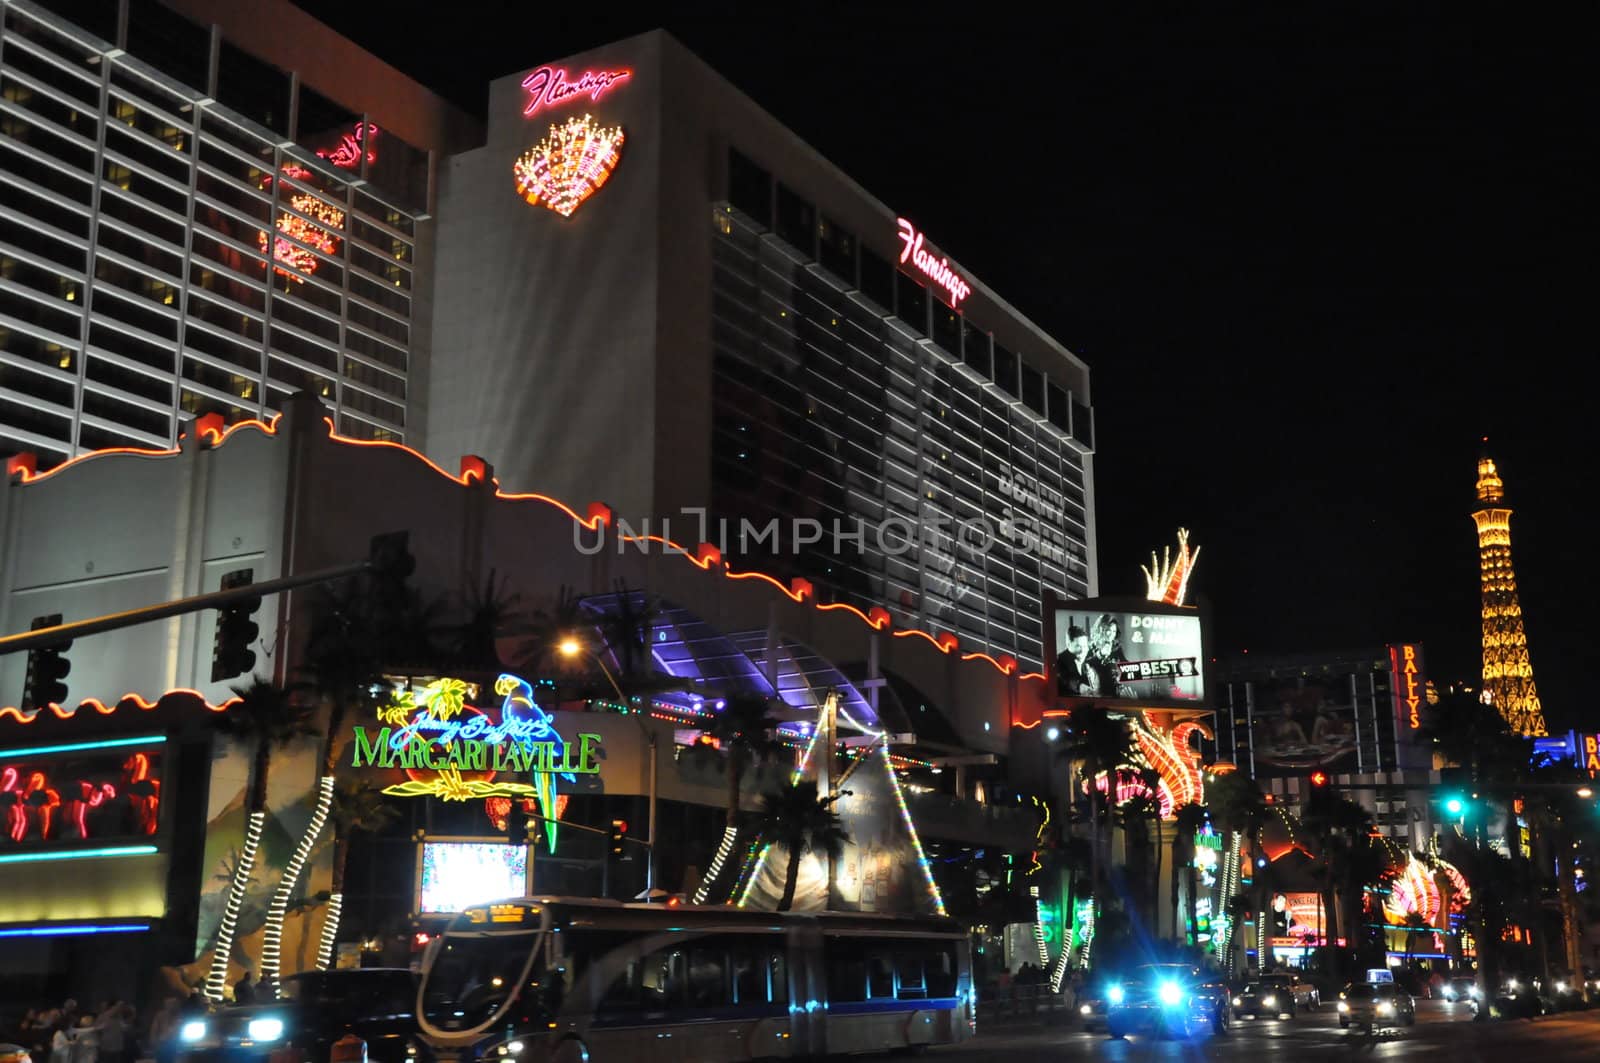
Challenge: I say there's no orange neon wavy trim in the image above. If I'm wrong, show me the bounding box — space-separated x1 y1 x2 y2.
816 603 891 630
1017 672 1047 683
725 570 806 603
0 688 241 725
960 651 1018 676
8 414 1049 690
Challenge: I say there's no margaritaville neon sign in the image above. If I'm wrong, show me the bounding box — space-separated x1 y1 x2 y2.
349 675 600 818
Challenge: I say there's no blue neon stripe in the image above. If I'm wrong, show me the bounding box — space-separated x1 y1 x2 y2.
829 996 962 1017
0 923 150 939
0 734 165 761
0 844 158 864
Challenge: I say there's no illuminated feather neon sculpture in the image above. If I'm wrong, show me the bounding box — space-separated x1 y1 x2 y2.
513 115 625 217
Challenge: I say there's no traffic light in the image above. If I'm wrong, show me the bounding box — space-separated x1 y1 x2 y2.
506 803 529 847
608 820 627 858
211 569 261 681
1443 794 1466 816
1309 770 1330 789
22 614 70 710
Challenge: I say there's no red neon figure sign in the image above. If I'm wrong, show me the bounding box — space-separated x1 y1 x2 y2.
522 65 631 117
896 217 972 308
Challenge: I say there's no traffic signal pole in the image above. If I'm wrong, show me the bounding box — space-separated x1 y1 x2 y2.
0 556 374 657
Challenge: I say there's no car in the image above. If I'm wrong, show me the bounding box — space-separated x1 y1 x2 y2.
1231 981 1295 1020
1258 973 1321 1012
1337 982 1415 1030
1439 977 1480 1005
1105 963 1230 1040
175 969 426 1063
1074 977 1114 1032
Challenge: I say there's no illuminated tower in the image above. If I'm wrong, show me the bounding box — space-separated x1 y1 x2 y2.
1471 446 1547 736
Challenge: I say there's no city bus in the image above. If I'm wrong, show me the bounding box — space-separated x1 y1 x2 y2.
416 897 974 1062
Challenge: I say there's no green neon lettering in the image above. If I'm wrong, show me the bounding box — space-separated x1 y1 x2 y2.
350 727 391 768
578 733 601 774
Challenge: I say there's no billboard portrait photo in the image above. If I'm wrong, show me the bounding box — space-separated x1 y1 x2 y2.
1054 605 1205 704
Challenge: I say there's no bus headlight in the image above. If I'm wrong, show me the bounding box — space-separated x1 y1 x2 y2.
1107 985 1125 1005
179 1022 207 1044
1158 982 1183 1007
506 1042 524 1055
246 1018 283 1043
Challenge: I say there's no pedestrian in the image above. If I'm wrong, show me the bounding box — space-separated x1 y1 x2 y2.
94 1005 123 1063
232 973 257 1006
70 1016 98 1063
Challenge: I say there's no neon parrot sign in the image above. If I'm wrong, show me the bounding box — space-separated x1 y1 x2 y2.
349 674 600 847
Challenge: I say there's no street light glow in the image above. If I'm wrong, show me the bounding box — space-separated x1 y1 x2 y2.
558 637 582 657
1578 787 1594 798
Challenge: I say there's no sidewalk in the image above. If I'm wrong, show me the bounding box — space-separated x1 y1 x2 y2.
976 985 1077 1027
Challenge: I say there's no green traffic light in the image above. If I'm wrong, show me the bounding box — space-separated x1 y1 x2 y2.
1445 797 1464 815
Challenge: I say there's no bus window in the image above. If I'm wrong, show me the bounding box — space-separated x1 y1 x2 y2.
926 944 958 997
868 953 895 999
599 958 645 1013
688 946 728 1008
895 952 926 999
731 947 761 1005
642 949 685 1009
826 938 868 1002
768 950 788 1005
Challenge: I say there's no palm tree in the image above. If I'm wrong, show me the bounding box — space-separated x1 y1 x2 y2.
1400 911 1430 970
689 695 782 903
1204 771 1267 972
1058 705 1135 926
597 580 663 685
205 679 318 1001
316 779 402 970
450 568 530 673
515 584 591 682
1138 767 1164 938
261 569 439 991
751 783 850 912
1169 802 1209 946
1300 790 1373 976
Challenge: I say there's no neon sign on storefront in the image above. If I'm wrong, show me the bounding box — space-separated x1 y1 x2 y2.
896 217 971 308
522 65 631 117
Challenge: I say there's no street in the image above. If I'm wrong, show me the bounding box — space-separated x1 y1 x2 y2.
922 1001 1600 1061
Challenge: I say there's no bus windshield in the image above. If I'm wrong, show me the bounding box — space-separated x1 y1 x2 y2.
419 902 547 1039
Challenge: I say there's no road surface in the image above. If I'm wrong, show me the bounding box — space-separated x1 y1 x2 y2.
924 1000 1600 1061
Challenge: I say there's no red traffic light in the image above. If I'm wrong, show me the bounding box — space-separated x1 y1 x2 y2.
1310 771 1329 788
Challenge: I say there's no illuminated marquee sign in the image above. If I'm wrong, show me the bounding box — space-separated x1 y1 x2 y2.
349 675 600 827
896 217 971 308
1585 734 1600 774
521 65 631 116
1116 657 1199 683
1388 643 1426 729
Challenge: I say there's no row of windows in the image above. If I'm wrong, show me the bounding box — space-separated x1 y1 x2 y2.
727 150 1092 449
0 7 421 461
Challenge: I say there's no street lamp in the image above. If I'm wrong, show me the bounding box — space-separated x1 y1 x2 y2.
558 636 658 894
1578 787 1594 799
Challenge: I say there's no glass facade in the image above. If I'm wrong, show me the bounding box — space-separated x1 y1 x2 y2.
0 0 425 468
712 151 1093 670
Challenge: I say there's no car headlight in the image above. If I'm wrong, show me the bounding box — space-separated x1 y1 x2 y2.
1556 981 1567 993
1337 1001 1348 1012
179 1022 207 1044
1263 995 1276 1008
1079 1004 1091 1015
1377 1002 1395 1016
1107 985 1125 1005
1158 982 1183 1007
1232 996 1242 1006
246 1018 284 1043
506 1042 524 1055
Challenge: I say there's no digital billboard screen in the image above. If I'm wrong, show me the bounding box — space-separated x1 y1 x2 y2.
416 841 529 915
1054 606 1205 703
1248 675 1361 772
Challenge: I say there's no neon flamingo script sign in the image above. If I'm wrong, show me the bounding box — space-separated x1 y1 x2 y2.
522 65 631 117
896 217 971 308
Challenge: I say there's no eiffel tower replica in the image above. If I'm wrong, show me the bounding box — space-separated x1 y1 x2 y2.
1471 444 1547 736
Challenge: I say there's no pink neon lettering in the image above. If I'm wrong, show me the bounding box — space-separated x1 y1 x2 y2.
896 217 972 308
522 65 632 116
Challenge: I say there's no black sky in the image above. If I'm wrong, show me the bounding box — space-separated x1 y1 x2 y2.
292 2 1592 731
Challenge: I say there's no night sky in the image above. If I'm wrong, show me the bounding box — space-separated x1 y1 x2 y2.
294 3 1591 730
